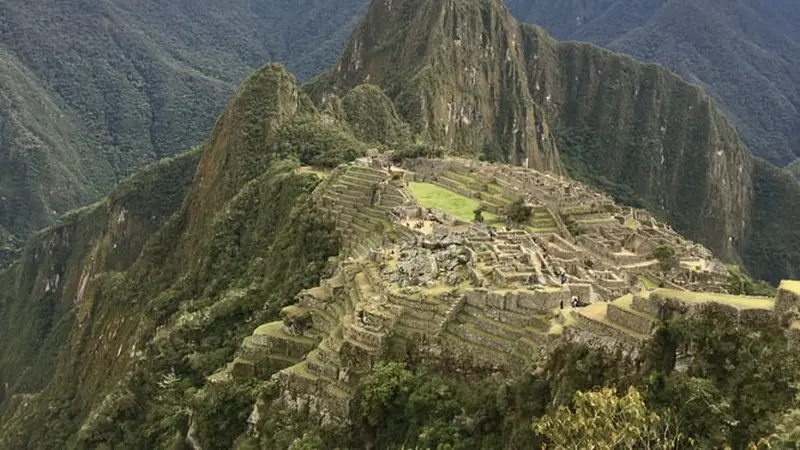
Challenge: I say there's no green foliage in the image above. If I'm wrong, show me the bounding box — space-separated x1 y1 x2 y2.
742 159 800 284
652 246 678 271
354 361 547 449
644 307 800 447
390 143 446 163
555 128 647 210
474 205 486 223
274 113 365 168
505 198 533 226
0 0 366 250
341 84 412 146
192 380 259 450
534 386 688 449
725 266 776 297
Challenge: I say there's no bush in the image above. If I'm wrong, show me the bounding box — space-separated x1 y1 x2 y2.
390 143 445 163
504 198 532 226
652 245 678 271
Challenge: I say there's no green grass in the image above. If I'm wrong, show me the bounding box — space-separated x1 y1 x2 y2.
409 182 498 223
653 289 775 311
640 275 659 290
253 321 318 345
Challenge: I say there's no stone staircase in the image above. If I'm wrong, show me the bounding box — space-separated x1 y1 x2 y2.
316 164 417 259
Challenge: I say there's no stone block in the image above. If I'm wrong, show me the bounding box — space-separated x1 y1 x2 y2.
567 284 592 301
631 295 663 317
231 358 256 380
464 289 488 308
486 292 506 309
606 304 655 335
342 325 384 349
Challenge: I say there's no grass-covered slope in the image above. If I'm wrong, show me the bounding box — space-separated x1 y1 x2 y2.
743 160 800 285
0 148 200 410
505 0 800 166
0 0 366 260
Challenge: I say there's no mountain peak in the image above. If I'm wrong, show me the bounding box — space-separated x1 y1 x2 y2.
311 0 562 170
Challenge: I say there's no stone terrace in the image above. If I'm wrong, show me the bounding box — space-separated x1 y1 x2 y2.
313 163 417 258
223 157 799 424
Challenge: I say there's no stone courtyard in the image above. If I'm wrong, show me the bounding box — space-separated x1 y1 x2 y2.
215 157 800 424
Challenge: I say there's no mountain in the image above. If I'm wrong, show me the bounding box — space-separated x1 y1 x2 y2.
309 0 800 283
0 0 799 448
505 0 800 166
0 0 366 264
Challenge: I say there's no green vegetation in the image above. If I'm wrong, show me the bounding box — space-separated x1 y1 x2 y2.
408 182 498 223
507 0 800 166
239 306 800 449
0 0 366 260
389 143 446 163
534 386 690 449
0 64 347 448
0 0 799 448
505 198 533 226
341 84 412 146
743 160 800 284
652 246 678 271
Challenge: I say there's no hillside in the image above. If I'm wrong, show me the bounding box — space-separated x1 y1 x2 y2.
0 0 365 263
505 0 800 166
0 0 799 448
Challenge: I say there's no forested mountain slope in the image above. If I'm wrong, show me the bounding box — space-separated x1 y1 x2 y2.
0 0 799 448
505 0 800 166
0 0 365 263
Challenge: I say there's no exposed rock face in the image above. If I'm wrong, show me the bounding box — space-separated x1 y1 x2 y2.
522 26 752 261
309 0 562 171
309 0 761 270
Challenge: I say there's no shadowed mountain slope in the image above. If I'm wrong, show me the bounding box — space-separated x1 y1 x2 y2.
505 0 800 166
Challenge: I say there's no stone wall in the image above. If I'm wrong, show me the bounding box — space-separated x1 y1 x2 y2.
606 304 655 335
776 282 800 320
642 291 775 324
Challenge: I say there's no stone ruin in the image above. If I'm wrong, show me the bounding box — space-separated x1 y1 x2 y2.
213 159 798 426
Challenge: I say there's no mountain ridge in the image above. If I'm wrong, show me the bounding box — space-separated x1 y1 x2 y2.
0 0 798 447
0 0 366 263
505 0 800 165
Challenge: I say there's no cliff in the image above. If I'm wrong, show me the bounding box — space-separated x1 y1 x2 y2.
306 0 800 280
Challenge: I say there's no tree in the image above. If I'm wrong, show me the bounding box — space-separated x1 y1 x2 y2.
473 205 486 223
652 246 678 271
505 198 532 226
533 386 689 450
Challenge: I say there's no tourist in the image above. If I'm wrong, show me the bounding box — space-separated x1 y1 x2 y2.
561 272 568 285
